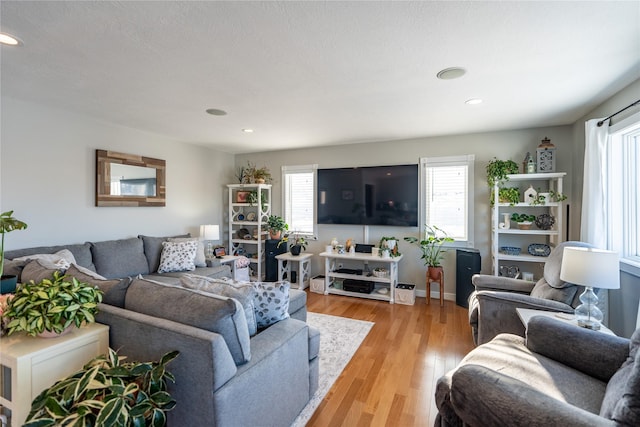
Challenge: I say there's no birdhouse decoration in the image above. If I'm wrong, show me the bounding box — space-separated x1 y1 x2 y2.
536 137 556 172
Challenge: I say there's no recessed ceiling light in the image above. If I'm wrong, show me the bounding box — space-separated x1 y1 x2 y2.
436 67 466 80
465 98 483 105
205 108 227 116
242 129 254 133
0 32 23 46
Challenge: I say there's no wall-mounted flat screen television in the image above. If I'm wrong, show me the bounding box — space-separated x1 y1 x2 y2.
317 164 418 226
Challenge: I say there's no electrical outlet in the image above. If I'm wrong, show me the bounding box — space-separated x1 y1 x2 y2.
337 263 343 269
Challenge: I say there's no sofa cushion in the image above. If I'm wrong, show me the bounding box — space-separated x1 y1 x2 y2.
180 274 257 336
90 237 149 278
168 237 206 268
157 241 198 273
601 328 640 419
611 350 640 424
253 281 291 329
139 234 190 273
530 279 579 306
544 241 594 289
124 278 251 365
65 264 132 308
5 243 95 271
20 259 59 283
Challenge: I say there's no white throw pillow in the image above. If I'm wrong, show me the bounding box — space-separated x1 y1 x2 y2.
157 241 198 273
168 237 207 268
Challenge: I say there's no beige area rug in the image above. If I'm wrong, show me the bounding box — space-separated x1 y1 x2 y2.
291 312 374 427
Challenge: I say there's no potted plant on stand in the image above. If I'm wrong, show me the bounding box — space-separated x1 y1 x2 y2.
0 210 28 294
267 215 288 240
278 232 308 256
4 271 103 337
404 225 454 282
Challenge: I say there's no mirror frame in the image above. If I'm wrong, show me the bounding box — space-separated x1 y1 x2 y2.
96 150 166 207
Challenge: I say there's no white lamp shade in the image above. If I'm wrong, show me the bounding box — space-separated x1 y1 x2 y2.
200 224 220 241
560 247 620 290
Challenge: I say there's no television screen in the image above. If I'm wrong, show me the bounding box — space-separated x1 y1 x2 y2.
317 164 418 226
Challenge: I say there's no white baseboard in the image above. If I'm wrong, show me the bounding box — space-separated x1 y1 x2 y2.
414 289 455 301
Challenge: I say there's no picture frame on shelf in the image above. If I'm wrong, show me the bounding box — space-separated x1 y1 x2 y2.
236 191 250 203
214 247 226 257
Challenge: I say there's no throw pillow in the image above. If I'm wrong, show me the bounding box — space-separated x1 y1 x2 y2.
157 240 199 273
1 258 28 281
601 328 640 419
253 281 290 329
20 259 60 283
180 274 257 336
168 237 207 268
611 350 640 424
529 279 579 306
13 249 77 270
65 264 132 308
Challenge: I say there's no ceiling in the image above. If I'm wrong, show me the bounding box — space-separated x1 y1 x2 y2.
1 1 639 154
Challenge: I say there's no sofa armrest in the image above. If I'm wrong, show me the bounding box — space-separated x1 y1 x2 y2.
473 291 574 345
451 364 616 427
96 303 237 395
472 274 536 293
526 316 630 382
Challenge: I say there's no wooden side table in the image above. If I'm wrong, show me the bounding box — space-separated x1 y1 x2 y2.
0 323 109 426
276 252 313 290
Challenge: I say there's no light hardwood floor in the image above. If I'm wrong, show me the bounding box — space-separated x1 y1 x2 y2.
305 291 475 427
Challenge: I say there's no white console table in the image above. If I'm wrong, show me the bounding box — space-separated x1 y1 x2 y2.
0 323 109 426
319 251 403 304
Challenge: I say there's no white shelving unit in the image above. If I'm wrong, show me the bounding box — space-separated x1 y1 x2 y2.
227 184 271 281
319 251 403 304
492 172 566 278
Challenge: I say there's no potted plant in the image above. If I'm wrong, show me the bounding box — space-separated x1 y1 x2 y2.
496 187 520 206
278 232 308 256
404 225 454 280
486 158 519 204
378 236 401 257
25 348 179 426
0 210 28 294
253 166 272 184
267 215 288 240
511 213 536 229
4 271 103 337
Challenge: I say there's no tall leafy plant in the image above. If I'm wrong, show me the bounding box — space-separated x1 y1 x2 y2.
404 225 454 267
0 210 28 278
25 348 179 427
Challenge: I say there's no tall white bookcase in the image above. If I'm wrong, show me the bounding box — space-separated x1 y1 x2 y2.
227 184 271 280
492 173 566 279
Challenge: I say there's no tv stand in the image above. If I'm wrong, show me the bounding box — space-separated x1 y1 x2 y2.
319 251 403 304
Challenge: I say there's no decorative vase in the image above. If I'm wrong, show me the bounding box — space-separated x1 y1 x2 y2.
38 326 73 339
427 266 443 281
0 275 18 294
502 213 511 229
255 178 266 184
517 222 533 230
290 245 302 256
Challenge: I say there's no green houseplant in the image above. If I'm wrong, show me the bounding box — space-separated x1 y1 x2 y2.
278 232 308 256
0 210 28 293
25 348 179 427
404 225 454 280
486 158 519 188
378 236 401 257
511 213 536 230
266 215 288 239
5 271 103 337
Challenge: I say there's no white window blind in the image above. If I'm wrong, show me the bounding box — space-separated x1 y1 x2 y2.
282 164 317 237
421 155 474 244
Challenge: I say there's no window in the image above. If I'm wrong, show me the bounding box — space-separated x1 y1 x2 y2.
282 164 317 237
608 112 640 270
421 155 474 245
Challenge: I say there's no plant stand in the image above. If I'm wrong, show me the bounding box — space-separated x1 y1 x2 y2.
427 268 444 306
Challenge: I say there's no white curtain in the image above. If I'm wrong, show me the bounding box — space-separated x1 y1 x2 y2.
581 118 611 248
581 118 611 323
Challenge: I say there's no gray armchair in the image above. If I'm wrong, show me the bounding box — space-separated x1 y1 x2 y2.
469 241 597 345
435 316 640 427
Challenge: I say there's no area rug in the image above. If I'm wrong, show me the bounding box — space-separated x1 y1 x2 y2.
291 312 374 427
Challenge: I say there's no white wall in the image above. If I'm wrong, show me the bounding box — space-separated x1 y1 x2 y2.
236 125 575 298
0 97 235 250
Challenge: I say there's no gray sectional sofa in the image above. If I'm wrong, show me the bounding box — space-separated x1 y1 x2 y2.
4 235 319 426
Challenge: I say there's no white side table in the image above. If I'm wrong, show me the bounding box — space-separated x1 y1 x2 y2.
516 308 616 336
215 255 246 281
276 252 313 290
0 323 109 426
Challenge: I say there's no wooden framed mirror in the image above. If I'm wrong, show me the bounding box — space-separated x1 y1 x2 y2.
96 150 166 207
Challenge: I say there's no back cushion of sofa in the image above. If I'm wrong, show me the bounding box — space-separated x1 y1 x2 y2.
139 234 190 273
124 278 251 365
5 242 95 272
90 238 149 278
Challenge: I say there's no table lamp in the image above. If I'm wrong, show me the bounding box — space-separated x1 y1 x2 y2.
559 246 620 330
200 224 220 258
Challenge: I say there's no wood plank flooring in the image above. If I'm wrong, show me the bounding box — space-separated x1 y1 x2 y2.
305 291 475 427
